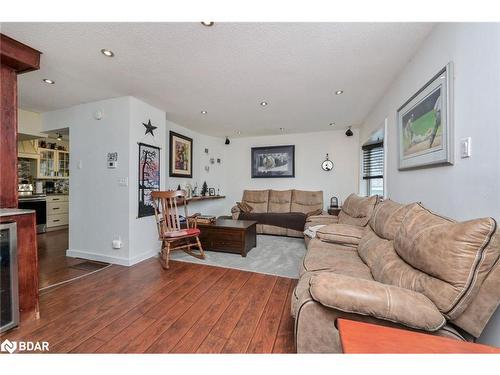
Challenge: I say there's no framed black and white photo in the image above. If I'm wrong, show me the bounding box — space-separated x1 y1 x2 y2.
138 143 160 218
397 62 454 170
251 145 295 178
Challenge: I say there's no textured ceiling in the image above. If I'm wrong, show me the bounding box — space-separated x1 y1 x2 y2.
1 22 433 137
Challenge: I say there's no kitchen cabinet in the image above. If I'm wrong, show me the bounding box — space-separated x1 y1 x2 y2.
37 148 69 179
46 195 69 228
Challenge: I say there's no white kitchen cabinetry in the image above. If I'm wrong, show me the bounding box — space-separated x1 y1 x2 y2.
37 148 69 179
46 195 69 228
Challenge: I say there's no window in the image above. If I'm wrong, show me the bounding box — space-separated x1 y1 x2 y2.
362 142 384 197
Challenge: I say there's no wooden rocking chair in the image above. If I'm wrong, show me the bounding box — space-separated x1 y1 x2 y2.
151 190 205 269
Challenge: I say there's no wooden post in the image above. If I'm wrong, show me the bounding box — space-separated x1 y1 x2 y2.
0 33 42 322
0 33 41 208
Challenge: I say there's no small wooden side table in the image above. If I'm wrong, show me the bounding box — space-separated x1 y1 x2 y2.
327 207 341 216
337 319 500 354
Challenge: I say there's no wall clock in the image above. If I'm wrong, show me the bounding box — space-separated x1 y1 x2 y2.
322 153 334 171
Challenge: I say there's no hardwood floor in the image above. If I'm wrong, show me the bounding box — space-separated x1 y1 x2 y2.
2 258 297 353
38 228 109 290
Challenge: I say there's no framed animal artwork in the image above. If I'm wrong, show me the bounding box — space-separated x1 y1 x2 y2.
251 145 295 178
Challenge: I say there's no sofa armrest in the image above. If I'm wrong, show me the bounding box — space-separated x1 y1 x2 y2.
309 273 446 331
316 224 365 247
306 214 339 225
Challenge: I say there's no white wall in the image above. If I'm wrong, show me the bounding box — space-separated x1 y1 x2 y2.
164 119 228 217
360 23 500 345
224 130 360 210
42 97 133 265
128 97 167 264
41 96 229 265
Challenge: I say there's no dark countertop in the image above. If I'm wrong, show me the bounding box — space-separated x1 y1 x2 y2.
0 208 35 217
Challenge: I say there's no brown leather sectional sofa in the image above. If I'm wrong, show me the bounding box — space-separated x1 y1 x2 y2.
232 189 323 237
294 195 500 353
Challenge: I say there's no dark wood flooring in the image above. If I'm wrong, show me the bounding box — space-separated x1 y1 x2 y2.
2 257 297 353
37 228 108 290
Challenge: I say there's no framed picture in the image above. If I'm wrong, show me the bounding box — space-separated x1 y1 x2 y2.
397 62 454 170
251 145 295 178
169 131 193 178
208 188 215 196
138 143 160 218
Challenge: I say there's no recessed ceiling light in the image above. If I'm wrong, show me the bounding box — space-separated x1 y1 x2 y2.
260 101 268 106
201 22 214 27
335 90 344 95
201 110 208 114
100 49 114 57
42 79 55 84
329 122 336 126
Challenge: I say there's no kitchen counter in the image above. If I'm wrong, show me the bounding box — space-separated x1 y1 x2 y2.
0 208 35 217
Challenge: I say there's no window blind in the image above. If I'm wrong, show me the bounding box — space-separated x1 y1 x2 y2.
362 142 384 180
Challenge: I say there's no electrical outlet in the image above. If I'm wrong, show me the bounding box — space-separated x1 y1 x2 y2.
112 236 122 249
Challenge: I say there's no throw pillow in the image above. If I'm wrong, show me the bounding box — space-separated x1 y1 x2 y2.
237 202 253 213
306 208 323 217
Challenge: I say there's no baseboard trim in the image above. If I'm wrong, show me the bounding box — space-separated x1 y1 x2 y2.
129 249 159 266
66 249 158 266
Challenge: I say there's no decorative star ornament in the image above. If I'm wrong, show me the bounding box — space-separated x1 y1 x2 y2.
142 119 157 136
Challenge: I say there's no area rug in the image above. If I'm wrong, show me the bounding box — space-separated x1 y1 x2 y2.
170 235 306 279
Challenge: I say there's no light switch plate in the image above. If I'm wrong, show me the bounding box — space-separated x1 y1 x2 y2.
460 137 471 158
118 177 128 186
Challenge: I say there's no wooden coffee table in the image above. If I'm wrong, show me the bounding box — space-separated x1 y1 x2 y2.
338 319 500 353
196 218 257 257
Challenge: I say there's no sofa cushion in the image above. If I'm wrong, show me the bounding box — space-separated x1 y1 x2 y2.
316 224 366 247
369 199 413 240
357 227 394 267
301 238 373 280
268 190 292 213
359 228 456 315
306 214 339 225
242 189 269 213
341 193 378 218
309 273 446 331
290 190 323 214
394 203 500 319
